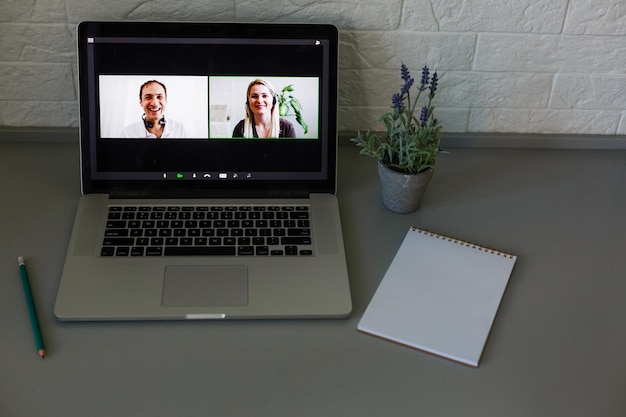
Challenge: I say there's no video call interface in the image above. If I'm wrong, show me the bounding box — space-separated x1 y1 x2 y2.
83 35 334 182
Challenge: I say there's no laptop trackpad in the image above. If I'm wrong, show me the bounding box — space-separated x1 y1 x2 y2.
162 265 248 307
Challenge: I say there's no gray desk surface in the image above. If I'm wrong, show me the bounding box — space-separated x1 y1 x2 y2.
1 139 625 417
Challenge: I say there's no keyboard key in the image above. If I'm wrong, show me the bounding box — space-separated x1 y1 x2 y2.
287 228 311 236
145 247 163 256
103 237 134 246
101 247 115 256
285 246 298 255
106 220 126 228
289 211 309 219
115 247 130 256
130 247 145 256
105 229 129 237
281 237 312 245
238 246 254 256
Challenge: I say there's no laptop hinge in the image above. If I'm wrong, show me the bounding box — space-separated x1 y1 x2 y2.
108 189 311 200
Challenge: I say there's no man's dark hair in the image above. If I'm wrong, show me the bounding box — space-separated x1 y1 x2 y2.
139 80 167 99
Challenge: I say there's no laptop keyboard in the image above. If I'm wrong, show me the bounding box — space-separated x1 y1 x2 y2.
101 205 313 257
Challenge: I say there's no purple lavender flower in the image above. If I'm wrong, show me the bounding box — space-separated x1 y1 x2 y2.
429 72 439 95
400 62 415 96
401 78 414 95
419 106 429 126
392 93 404 112
420 65 430 90
400 62 411 82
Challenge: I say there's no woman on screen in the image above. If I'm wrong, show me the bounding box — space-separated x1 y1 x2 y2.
232 79 296 138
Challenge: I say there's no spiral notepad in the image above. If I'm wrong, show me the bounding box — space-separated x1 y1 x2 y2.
358 227 517 367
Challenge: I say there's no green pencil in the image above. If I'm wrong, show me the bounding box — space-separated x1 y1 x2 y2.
17 257 46 358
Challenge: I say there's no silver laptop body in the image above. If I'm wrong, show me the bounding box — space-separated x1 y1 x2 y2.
54 21 352 320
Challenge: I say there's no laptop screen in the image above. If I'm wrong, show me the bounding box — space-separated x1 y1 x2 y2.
77 22 338 197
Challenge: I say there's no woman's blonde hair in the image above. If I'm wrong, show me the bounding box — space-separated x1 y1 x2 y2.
243 79 280 138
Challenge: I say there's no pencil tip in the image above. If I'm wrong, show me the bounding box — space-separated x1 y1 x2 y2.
39 350 46 359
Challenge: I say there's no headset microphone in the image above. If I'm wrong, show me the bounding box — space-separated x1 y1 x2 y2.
143 114 166 129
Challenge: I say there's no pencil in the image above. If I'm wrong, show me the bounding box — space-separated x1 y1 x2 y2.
17 257 46 358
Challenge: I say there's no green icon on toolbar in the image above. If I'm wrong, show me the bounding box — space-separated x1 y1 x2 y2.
176 173 183 179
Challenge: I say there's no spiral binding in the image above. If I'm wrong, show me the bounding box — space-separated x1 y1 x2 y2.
411 226 516 259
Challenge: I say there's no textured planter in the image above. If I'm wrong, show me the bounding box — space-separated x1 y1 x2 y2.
377 161 434 213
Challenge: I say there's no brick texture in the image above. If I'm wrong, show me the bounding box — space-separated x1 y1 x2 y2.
0 0 624 135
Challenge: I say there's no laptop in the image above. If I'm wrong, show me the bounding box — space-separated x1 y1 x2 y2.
54 21 352 320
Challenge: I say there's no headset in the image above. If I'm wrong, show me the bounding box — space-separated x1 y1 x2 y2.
143 114 166 129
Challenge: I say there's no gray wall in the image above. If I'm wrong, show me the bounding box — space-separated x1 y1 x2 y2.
1 0 625 137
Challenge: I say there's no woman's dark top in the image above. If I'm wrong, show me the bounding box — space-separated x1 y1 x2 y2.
232 118 296 138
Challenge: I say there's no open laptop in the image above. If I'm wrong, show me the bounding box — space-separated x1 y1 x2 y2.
54 21 352 320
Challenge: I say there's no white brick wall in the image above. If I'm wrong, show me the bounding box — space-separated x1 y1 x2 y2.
1 0 624 136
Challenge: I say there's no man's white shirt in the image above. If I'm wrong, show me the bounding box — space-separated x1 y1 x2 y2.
121 118 187 138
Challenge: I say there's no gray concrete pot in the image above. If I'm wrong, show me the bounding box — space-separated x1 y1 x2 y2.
377 161 434 213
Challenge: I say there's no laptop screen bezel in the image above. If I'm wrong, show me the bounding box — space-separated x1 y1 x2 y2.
77 21 338 198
